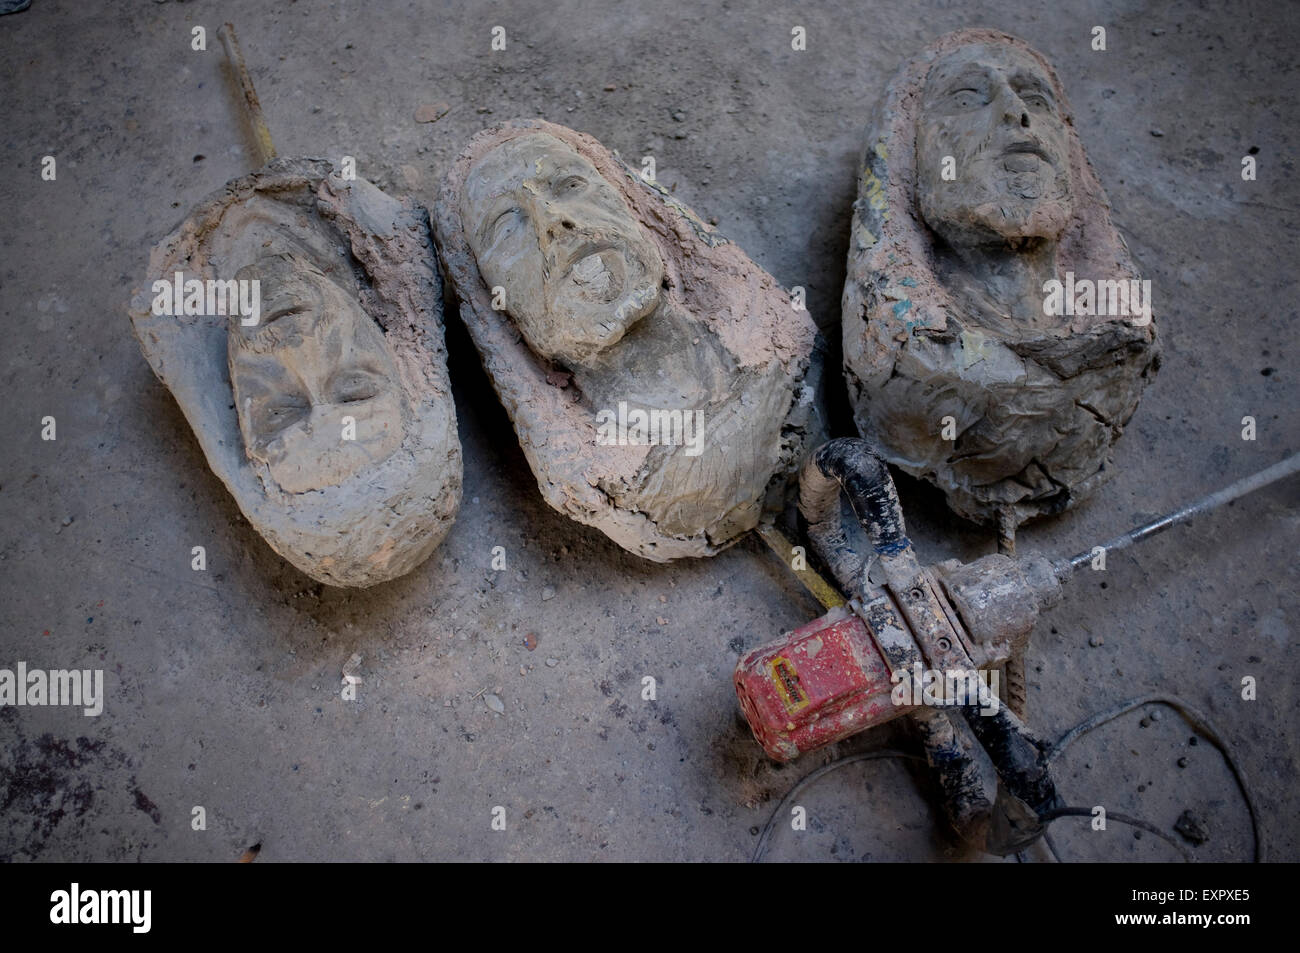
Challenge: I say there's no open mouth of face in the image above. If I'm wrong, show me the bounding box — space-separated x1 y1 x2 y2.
1000 141 1053 174
558 242 629 304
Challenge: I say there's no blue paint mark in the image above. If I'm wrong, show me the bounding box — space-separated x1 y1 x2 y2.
899 277 917 287
876 537 912 556
892 298 912 318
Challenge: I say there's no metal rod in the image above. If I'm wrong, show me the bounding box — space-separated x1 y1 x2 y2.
218 22 277 166
1067 451 1300 571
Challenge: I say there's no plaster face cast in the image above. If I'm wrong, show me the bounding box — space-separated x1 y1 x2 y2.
460 133 665 364
916 43 1074 249
435 120 820 560
129 157 462 587
841 30 1159 533
229 255 404 494
460 133 774 538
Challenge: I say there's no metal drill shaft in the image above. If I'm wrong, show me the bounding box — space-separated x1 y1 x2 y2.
1066 451 1300 571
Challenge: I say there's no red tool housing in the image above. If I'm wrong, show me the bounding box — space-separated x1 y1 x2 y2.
735 605 915 762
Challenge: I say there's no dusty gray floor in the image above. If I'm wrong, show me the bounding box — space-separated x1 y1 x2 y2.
1 0 1296 862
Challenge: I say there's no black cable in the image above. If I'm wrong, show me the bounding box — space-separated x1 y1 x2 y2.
1015 832 1061 863
1039 807 1192 862
751 750 922 863
1045 694 1262 862
754 691 1261 862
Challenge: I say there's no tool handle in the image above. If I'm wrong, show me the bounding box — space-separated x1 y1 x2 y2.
959 697 1060 853
798 438 911 596
913 708 996 850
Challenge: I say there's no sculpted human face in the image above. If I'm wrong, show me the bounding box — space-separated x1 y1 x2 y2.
228 255 404 493
460 133 664 364
917 43 1074 246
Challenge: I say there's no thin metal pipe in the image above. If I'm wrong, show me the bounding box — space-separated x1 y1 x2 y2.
1067 451 1300 571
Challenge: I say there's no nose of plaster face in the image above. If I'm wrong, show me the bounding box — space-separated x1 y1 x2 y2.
521 189 577 247
304 401 346 439
993 80 1031 130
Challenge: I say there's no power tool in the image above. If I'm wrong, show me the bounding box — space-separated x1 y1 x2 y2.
737 438 1298 855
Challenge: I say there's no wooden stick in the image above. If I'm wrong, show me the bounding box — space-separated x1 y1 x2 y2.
218 22 277 166
755 519 846 611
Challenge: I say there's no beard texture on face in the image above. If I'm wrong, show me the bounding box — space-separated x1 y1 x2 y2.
919 131 1074 246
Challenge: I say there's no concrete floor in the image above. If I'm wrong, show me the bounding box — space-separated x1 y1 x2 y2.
1 0 1296 862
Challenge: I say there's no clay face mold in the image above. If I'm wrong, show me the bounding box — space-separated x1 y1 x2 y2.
916 43 1075 251
434 120 820 561
842 29 1159 533
129 157 462 587
460 133 665 364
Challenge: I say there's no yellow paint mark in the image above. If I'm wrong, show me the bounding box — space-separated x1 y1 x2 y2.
862 170 887 211
770 656 810 715
959 328 992 369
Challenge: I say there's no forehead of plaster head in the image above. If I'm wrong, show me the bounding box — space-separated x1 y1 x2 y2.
230 253 342 346
461 134 605 213
235 251 339 295
227 252 400 401
922 42 1059 105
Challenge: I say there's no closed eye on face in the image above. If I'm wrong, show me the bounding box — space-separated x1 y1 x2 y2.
949 86 988 108
483 205 524 247
327 366 384 403
943 70 991 108
1010 75 1055 112
253 397 309 440
551 172 589 196
260 301 304 324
